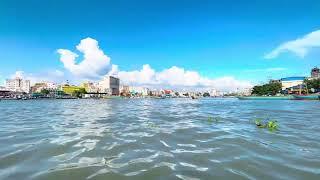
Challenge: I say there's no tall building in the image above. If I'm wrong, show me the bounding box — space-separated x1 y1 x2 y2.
6 78 30 93
311 67 320 78
98 76 120 95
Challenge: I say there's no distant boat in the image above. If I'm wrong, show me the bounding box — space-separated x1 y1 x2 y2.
237 96 294 100
292 94 320 100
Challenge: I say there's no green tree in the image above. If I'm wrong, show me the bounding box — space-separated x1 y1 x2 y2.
251 82 282 95
203 92 210 97
304 79 320 93
72 88 87 98
40 89 50 95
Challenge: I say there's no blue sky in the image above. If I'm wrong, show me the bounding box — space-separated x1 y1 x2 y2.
0 0 319 89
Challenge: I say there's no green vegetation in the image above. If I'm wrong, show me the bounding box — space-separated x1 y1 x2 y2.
207 116 221 124
304 78 320 93
71 88 87 98
254 118 278 131
40 89 50 95
203 92 210 97
251 82 282 96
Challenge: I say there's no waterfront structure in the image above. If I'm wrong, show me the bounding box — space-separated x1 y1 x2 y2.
99 76 120 95
280 77 305 90
5 77 30 93
311 67 320 79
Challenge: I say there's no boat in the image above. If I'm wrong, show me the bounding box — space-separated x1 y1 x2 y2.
237 96 294 100
292 94 320 100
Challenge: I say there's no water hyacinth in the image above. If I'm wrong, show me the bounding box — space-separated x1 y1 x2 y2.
207 116 221 124
254 118 278 131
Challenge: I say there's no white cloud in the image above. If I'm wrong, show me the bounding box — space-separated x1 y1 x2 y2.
116 65 252 91
9 70 65 85
57 37 111 79
56 37 252 91
264 29 320 59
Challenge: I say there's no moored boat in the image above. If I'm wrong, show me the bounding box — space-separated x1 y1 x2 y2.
292 94 320 100
237 96 294 100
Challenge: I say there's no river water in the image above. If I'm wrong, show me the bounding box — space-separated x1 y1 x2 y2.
0 98 319 179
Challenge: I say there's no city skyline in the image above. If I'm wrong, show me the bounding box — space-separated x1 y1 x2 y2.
1 0 320 91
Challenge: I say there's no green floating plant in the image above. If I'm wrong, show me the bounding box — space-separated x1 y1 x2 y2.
254 118 278 131
207 116 221 124
147 122 158 128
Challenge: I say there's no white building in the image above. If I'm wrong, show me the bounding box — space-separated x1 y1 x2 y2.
80 81 99 93
98 76 120 95
31 82 58 93
129 86 149 96
280 77 305 90
6 78 30 93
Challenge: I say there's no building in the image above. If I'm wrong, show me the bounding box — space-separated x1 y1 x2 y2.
120 85 130 96
280 77 305 90
6 78 30 93
31 82 57 93
311 67 320 78
129 86 149 96
98 76 120 95
81 82 99 93
62 85 85 95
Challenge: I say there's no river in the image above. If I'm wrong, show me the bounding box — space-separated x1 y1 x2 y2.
0 98 319 179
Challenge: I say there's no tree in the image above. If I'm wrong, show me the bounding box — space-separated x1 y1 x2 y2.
251 82 282 96
40 89 50 95
72 88 87 98
304 79 320 93
203 92 210 97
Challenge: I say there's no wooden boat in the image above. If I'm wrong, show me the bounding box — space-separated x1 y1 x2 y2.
237 96 294 100
292 94 320 100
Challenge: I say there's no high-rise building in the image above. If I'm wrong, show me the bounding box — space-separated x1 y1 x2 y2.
98 76 120 95
311 67 320 78
6 78 30 93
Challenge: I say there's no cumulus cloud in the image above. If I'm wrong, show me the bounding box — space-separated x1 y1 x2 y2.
264 29 320 59
57 37 111 79
116 65 252 91
56 37 252 91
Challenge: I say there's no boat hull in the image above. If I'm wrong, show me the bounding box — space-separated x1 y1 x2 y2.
292 95 320 100
237 96 294 100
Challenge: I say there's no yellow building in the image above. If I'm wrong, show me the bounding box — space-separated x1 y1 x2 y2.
62 85 85 95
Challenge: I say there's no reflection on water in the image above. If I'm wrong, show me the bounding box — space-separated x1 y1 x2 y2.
0 98 320 179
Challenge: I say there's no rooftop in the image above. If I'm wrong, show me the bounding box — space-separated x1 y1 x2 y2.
281 77 306 81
